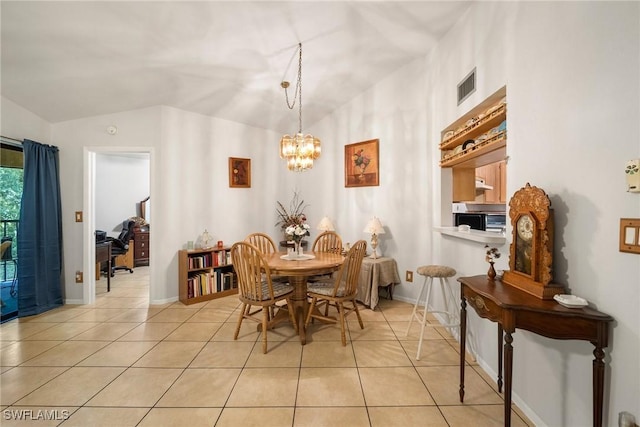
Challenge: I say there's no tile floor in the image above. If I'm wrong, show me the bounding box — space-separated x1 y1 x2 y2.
0 267 532 426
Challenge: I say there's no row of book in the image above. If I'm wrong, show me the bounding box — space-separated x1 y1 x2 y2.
188 250 231 270
187 270 236 298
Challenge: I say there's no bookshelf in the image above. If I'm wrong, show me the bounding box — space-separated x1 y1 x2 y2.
178 247 237 305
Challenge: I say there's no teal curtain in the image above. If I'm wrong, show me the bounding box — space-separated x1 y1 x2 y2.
17 139 63 316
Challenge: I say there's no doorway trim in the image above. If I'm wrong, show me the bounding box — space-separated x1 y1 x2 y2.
82 146 153 305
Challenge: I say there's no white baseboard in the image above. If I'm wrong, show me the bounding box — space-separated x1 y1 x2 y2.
64 299 84 305
150 296 178 305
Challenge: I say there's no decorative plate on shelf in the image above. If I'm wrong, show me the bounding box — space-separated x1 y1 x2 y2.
462 140 475 150
553 294 588 308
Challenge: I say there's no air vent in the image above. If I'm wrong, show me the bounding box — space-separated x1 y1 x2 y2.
457 68 476 105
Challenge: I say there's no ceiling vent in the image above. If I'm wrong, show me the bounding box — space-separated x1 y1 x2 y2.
457 68 476 105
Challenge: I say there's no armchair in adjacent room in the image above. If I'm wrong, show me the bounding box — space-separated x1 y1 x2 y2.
106 220 135 276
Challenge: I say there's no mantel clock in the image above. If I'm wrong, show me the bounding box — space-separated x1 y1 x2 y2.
502 183 565 299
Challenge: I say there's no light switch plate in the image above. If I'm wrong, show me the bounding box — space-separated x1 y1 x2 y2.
75 211 83 222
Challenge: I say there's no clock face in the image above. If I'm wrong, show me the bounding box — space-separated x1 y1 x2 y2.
515 213 534 276
517 214 533 241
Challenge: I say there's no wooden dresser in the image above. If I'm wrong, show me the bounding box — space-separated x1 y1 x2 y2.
133 229 150 266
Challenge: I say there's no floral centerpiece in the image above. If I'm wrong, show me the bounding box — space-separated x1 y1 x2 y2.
285 223 311 255
485 245 501 280
276 192 310 254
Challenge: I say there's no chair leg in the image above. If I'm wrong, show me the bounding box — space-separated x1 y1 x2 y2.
286 298 299 333
353 300 364 329
405 276 427 336
416 277 434 361
441 277 460 331
337 303 347 346
304 296 317 327
261 307 268 354
234 303 247 340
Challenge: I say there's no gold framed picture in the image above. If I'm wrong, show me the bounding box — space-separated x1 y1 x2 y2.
345 139 379 187
229 157 251 188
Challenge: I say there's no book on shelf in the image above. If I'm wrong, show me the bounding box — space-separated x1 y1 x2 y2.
186 271 218 297
222 272 234 291
188 253 213 269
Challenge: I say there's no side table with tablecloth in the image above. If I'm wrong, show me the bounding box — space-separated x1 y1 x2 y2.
356 257 401 310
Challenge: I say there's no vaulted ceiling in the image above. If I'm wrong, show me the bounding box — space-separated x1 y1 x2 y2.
1 1 471 133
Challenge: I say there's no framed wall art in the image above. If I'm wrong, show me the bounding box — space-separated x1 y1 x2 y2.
229 157 251 188
345 138 379 187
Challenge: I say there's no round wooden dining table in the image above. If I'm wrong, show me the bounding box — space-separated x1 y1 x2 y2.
264 251 344 344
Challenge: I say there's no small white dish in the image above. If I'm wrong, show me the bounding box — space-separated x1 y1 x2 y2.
553 294 588 308
280 254 315 261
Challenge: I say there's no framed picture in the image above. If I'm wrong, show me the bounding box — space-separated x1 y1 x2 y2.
345 138 379 187
229 157 251 188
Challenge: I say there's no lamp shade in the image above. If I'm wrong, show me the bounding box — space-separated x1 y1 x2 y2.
363 217 385 234
317 216 335 231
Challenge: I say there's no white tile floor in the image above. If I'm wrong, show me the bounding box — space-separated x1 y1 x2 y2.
0 267 532 426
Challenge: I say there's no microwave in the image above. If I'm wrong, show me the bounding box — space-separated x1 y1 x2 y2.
454 213 506 233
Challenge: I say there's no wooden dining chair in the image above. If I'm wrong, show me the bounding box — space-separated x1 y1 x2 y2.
244 232 278 254
245 232 287 285
230 241 297 354
308 231 343 283
312 231 343 254
305 240 367 346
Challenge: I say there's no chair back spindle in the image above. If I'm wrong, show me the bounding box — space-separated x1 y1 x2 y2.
245 232 278 255
312 231 343 254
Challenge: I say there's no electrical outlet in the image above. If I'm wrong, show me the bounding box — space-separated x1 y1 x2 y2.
406 270 413 282
75 271 83 283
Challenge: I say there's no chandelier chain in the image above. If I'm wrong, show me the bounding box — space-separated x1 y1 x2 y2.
283 43 303 134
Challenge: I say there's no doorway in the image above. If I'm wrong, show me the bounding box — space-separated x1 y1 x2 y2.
83 147 152 305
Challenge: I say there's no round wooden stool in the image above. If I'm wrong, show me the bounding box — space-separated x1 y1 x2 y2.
405 265 459 360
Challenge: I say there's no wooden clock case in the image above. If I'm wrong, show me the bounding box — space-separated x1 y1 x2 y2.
502 183 565 299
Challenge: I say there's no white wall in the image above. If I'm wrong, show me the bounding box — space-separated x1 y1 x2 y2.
149 106 286 303
310 2 639 426
95 153 150 236
0 97 51 144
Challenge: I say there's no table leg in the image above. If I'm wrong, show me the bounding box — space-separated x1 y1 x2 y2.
288 276 309 345
459 294 467 402
498 324 503 393
593 346 606 427
107 257 111 292
504 331 513 427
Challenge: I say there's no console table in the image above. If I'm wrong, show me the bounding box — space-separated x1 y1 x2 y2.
458 275 613 427
356 257 401 310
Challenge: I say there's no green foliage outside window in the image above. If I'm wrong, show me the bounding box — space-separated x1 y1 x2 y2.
0 167 23 222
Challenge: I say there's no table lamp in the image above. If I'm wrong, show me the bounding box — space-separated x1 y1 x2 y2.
201 229 213 249
363 217 385 258
317 216 335 232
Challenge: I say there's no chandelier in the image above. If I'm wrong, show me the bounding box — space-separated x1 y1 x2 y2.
279 43 321 172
